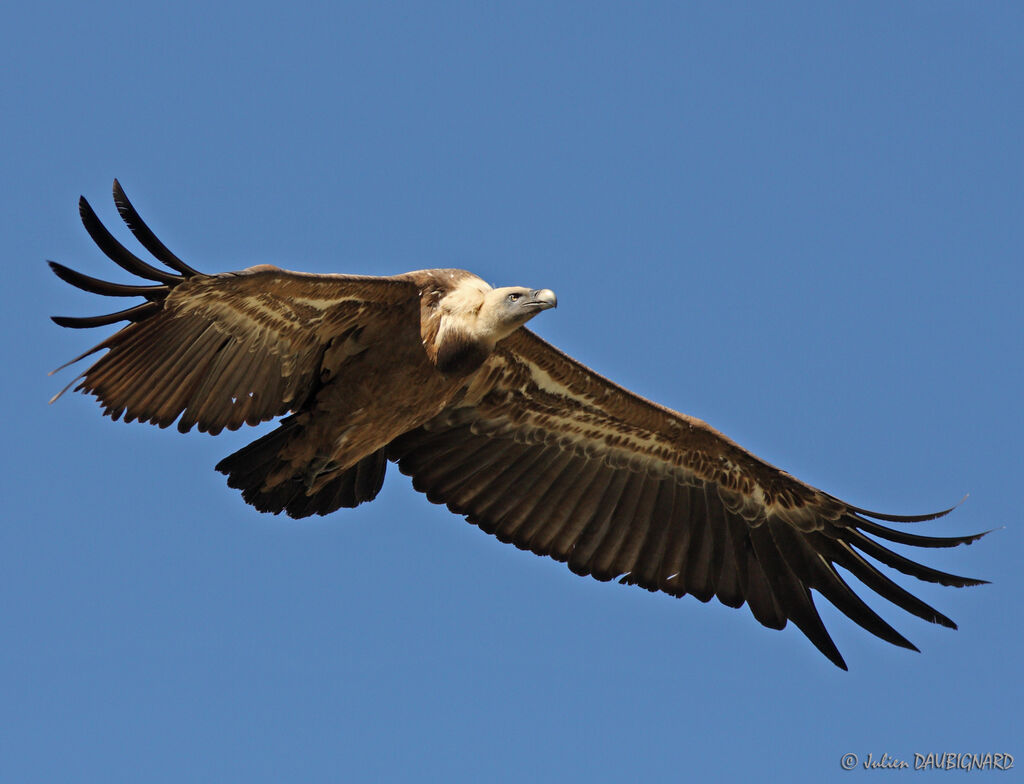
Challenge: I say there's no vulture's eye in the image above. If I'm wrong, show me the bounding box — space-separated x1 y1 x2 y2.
507 293 522 303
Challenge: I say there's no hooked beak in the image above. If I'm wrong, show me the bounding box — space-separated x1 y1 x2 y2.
527 289 557 311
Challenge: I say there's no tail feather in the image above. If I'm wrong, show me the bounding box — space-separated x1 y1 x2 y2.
216 418 388 518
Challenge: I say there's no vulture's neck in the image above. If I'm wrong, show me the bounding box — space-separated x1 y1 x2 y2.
421 277 504 376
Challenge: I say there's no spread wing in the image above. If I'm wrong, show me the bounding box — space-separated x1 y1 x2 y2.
50 181 417 435
388 328 987 669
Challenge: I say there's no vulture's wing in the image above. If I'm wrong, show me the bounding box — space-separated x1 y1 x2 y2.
50 181 417 435
389 328 987 669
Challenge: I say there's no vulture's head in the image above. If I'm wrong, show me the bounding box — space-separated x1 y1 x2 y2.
480 286 558 341
430 281 557 375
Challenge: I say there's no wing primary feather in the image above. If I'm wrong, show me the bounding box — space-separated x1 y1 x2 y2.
766 521 918 651
844 528 989 587
112 179 202 277
823 539 958 628
51 301 161 329
78 197 180 284
729 514 787 630
48 261 169 299
853 517 989 549
747 523 847 669
845 500 963 523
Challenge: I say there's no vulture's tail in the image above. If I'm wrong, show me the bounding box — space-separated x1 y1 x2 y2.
216 416 388 518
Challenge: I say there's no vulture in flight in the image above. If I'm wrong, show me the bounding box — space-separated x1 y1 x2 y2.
50 181 987 670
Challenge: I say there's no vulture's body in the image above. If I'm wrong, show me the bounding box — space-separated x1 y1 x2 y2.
50 182 987 669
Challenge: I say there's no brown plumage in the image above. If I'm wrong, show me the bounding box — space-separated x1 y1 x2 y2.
50 181 988 669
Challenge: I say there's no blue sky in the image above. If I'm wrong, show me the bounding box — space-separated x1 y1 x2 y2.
3 2 1021 781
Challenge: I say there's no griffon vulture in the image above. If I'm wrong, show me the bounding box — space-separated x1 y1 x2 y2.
49 181 987 669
